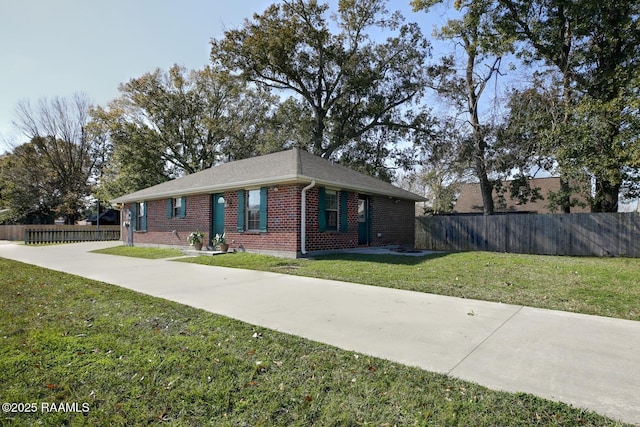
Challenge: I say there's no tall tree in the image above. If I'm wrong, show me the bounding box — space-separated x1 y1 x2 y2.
92 65 278 199
211 0 431 176
496 0 640 211
0 144 56 224
496 81 590 212
10 94 105 224
89 113 168 201
412 0 512 214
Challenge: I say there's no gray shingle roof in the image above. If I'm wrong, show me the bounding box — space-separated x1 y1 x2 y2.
112 148 425 204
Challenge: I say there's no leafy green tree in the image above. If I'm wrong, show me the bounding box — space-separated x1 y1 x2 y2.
92 65 279 199
211 0 431 178
0 146 54 224
496 80 587 212
89 112 168 201
496 0 640 211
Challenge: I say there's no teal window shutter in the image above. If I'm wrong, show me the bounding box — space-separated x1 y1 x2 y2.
318 187 326 232
340 191 348 233
167 199 172 218
237 190 245 232
132 203 138 231
179 196 187 218
259 187 268 232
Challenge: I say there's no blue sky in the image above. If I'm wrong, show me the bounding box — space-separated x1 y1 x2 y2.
0 1 454 153
0 0 273 151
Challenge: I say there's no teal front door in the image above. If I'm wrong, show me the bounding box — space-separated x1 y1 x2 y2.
212 194 225 238
358 196 370 245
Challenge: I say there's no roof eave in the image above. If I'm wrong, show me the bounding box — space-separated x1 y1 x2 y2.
297 175 426 202
111 175 301 204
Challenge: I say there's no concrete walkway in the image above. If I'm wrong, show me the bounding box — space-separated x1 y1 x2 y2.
1 241 639 425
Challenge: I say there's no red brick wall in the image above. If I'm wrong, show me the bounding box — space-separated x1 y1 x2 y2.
370 196 416 246
303 188 359 252
124 194 211 247
224 185 300 254
122 184 417 254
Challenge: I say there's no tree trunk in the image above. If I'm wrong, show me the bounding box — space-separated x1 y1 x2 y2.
593 178 619 212
312 105 326 156
559 176 571 213
478 168 495 215
467 52 494 216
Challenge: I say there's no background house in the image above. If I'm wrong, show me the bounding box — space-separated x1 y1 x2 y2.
112 149 425 257
453 177 591 214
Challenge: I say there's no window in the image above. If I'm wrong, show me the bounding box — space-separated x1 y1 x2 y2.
237 188 267 232
135 202 147 231
166 197 186 218
173 197 182 218
325 190 338 231
246 189 261 231
319 188 349 233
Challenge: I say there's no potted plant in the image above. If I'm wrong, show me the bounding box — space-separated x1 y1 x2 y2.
188 231 205 251
213 232 229 253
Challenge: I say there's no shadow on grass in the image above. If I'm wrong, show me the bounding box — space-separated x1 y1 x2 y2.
311 252 452 266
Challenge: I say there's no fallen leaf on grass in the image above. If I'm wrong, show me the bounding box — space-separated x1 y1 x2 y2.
157 408 170 422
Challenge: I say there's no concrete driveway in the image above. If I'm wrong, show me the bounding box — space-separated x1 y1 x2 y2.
1 241 639 425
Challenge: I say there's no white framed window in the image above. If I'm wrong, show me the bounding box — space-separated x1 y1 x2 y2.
173 197 182 218
246 189 261 231
325 190 338 231
167 196 186 219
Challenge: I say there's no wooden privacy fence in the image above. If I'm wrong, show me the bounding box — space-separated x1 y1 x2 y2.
0 225 121 244
415 212 640 257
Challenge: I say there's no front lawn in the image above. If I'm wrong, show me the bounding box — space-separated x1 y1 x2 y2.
93 245 183 259
0 258 628 425
177 251 640 321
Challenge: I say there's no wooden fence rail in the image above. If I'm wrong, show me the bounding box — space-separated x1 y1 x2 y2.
0 225 121 244
415 212 640 257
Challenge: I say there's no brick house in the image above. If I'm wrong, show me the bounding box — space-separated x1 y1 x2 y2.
111 149 425 258
453 177 591 214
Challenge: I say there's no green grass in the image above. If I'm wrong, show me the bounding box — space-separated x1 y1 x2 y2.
175 251 640 321
0 258 629 426
93 245 183 259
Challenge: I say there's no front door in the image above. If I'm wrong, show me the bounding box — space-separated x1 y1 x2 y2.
358 196 370 245
212 194 225 238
